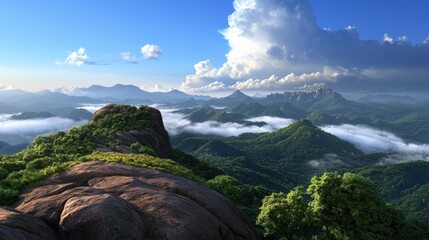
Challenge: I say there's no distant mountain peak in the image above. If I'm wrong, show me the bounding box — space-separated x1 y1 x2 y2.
86 85 105 91
168 89 183 93
231 90 246 96
226 90 252 100
112 84 141 90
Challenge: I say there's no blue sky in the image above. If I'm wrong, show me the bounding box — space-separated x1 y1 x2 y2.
0 0 428 94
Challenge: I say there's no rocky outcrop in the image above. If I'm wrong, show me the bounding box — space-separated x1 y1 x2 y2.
93 104 174 159
5 161 258 240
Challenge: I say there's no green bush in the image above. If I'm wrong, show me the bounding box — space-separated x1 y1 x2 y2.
0 167 8 180
0 188 20 205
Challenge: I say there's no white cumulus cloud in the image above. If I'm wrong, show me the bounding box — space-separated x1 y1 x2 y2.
141 44 162 60
57 48 88 66
180 0 429 94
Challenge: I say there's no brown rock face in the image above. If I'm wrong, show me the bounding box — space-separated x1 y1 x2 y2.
8 161 258 240
59 194 147 240
0 207 56 240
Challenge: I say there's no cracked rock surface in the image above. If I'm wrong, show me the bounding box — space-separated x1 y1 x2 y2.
1 161 258 240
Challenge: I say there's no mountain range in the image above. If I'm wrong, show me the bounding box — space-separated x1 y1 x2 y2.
0 103 428 238
69 84 210 103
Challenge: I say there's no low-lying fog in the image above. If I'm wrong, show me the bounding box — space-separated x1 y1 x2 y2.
2 103 428 164
159 107 429 162
160 108 295 136
0 114 87 145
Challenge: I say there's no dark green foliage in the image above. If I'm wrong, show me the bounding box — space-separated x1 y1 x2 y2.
207 175 270 221
0 160 26 172
257 187 309 239
91 104 154 136
208 110 242 123
172 149 223 180
254 119 361 160
397 184 429 224
194 139 243 157
186 106 218 122
176 137 210 152
306 111 339 125
21 126 96 159
175 119 362 192
130 142 157 156
0 188 20 205
0 167 8 180
356 161 429 224
257 172 427 240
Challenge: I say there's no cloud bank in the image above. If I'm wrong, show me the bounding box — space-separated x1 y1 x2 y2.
321 124 429 158
180 0 429 93
141 44 162 60
0 116 86 135
246 116 295 129
158 107 294 137
159 106 429 162
161 106 429 162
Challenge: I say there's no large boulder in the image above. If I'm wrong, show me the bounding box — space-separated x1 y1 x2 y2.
59 193 147 239
0 207 56 240
10 161 258 240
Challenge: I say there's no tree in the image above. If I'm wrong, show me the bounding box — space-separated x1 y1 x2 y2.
257 172 426 240
207 175 242 204
308 172 408 240
257 186 308 239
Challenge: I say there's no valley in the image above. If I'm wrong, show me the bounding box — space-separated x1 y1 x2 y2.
1 86 429 239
